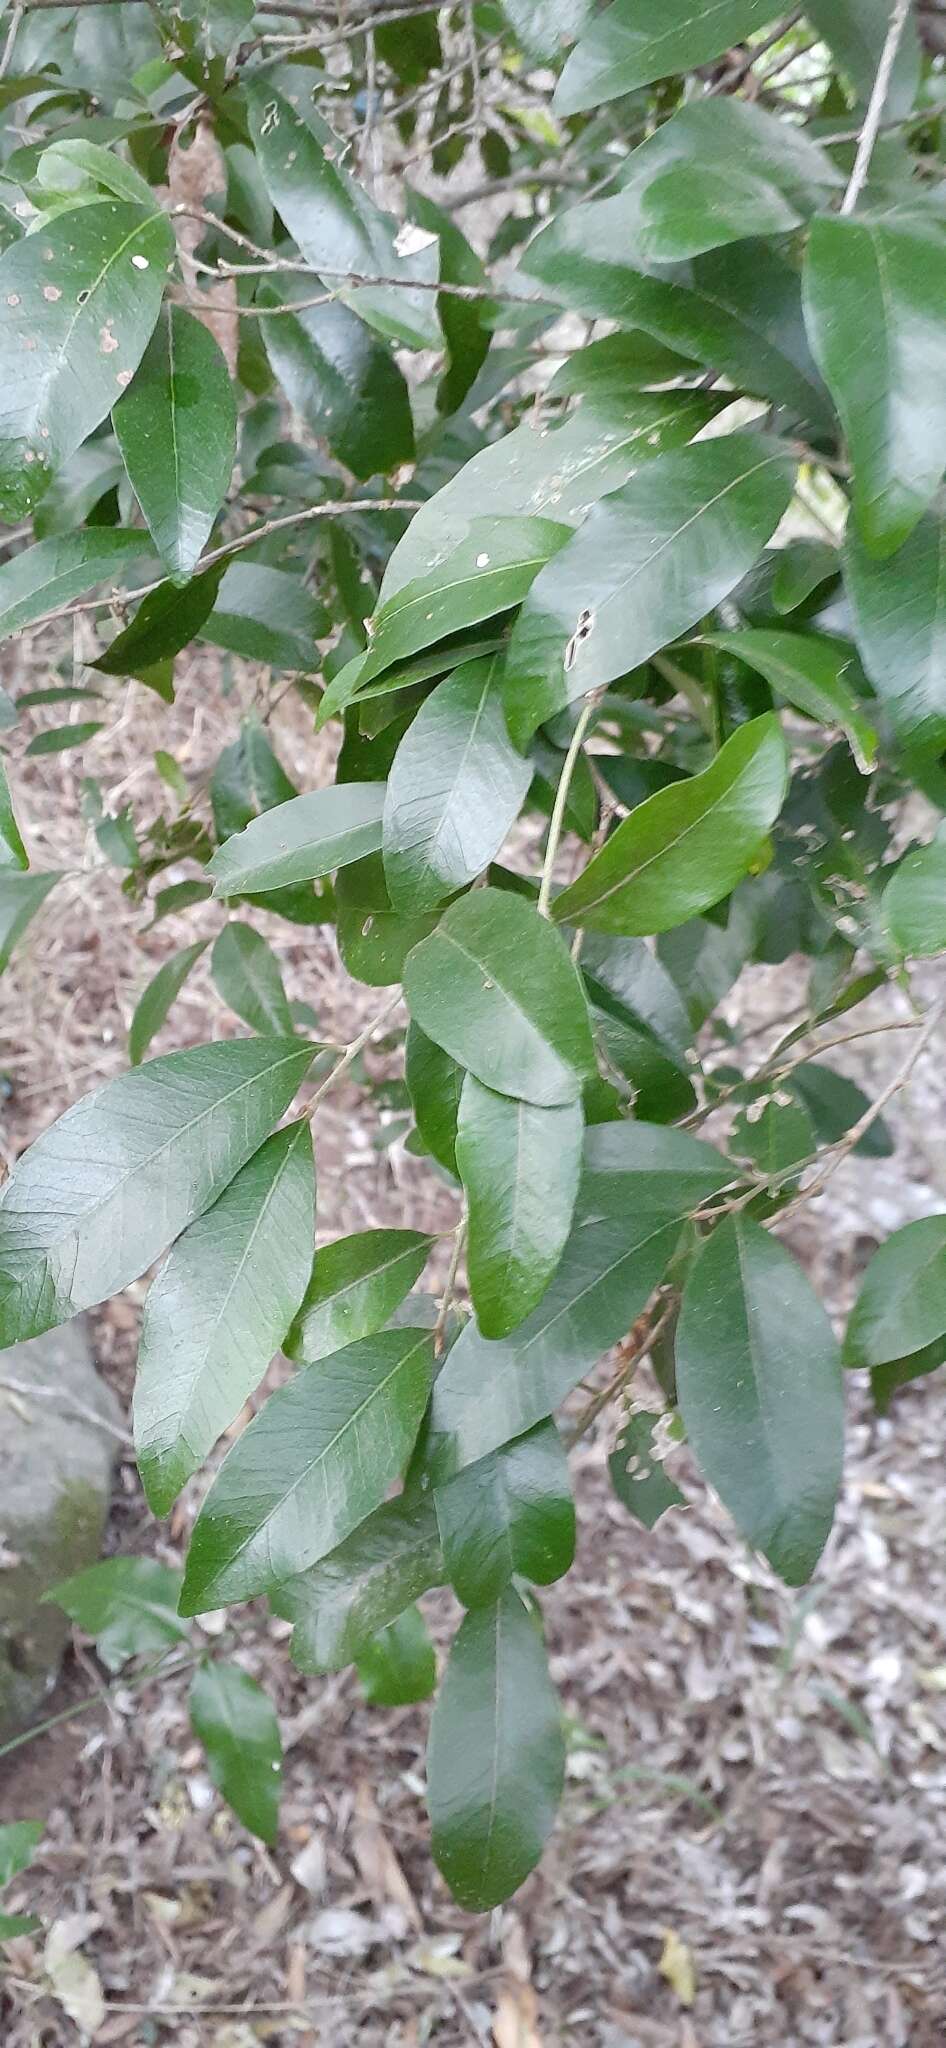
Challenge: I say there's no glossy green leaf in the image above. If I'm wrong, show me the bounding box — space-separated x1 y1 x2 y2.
94 562 224 687
46 1557 187 1672
275 1496 443 1672
246 77 439 351
551 716 788 936
128 939 208 1066
581 1118 732 1210
676 1215 843 1585
0 758 26 870
609 1410 685 1529
135 1121 315 1515
703 630 877 772
804 215 946 559
884 827 946 957
200 563 327 672
210 922 294 1037
286 1228 433 1364
356 1604 436 1705
0 1821 42 1890
403 887 595 1108
428 1588 564 1911
336 852 440 987
0 529 148 642
456 1076 582 1340
844 1216 946 1369
547 329 698 400
189 1661 282 1846
359 516 570 689
113 305 236 581
259 279 414 479
0 1036 314 1347
180 1328 434 1613
0 869 59 975
505 438 795 745
844 515 946 759
405 1021 462 1175
436 1420 575 1607
555 0 782 112
0 197 173 520
807 0 920 118
383 656 531 914
208 783 385 895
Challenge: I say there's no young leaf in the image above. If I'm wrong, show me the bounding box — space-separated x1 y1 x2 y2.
456 1076 582 1339
843 1216 946 1369
0 530 149 642
0 758 27 870
555 0 782 114
435 1420 575 1607
883 827 946 957
0 1037 314 1346
356 1605 436 1705
46 1557 187 1671
0 870 60 975
94 562 224 684
0 198 173 520
259 281 414 479
135 1121 315 1515
25 721 105 757
609 1411 685 1529
358 516 570 688
702 630 877 773
180 1329 435 1613
113 305 236 582
676 1215 843 1585
505 438 796 745
189 1661 282 1846
285 1228 433 1364
383 656 532 913
403 887 596 1108
210 922 294 1037
128 939 209 1066
428 1588 564 1911
551 716 788 936
208 784 385 895
274 1496 443 1672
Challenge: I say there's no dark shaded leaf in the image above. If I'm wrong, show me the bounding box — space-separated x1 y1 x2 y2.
274 1496 443 1672
436 1420 575 1606
609 1410 685 1529
190 1661 282 1846
844 1216 946 1368
356 1605 436 1705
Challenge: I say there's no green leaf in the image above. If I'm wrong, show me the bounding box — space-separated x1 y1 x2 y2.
456 1076 582 1339
246 77 439 351
113 305 235 581
505 437 795 745
403 887 596 1109
208 783 385 895
274 1496 443 1672
788 1061 893 1160
210 922 294 1036
0 1036 315 1346
871 1336 946 1415
25 721 105 757
405 1021 462 1175
435 1420 575 1607
551 716 788 936
200 562 327 672
609 1411 685 1529
676 1215 843 1585
702 630 877 773
356 1605 436 1705
884 826 946 957
408 187 490 416
554 0 782 113
428 1588 564 1911
189 1661 282 1845
180 1328 435 1613
286 1228 433 1364
135 1121 315 1516
128 939 209 1066
843 1216 946 1369
175 0 255 62
807 0 920 119
94 563 225 686
358 516 570 689
383 656 531 914
844 514 946 759
336 853 440 987
0 1820 43 1890
581 1118 732 1209
771 539 840 616
46 1557 187 1671
0 869 59 975
804 216 946 559
259 279 414 479
0 529 148 642
500 0 593 59
0 1913 40 1942
0 197 173 520
548 330 698 400
0 758 26 870
731 1090 814 1181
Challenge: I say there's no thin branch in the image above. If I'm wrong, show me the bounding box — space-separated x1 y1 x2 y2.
840 0 915 215
777 991 946 1216
303 990 403 1121
537 695 602 918
434 1213 466 1357
566 1298 676 1447
0 5 23 81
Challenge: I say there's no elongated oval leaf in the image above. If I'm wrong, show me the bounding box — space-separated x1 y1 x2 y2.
843 1215 946 1368
676 1214 843 1585
428 1588 564 1911
0 1036 314 1347
210 922 294 1036
180 1328 435 1613
703 629 876 772
383 657 532 914
208 784 385 895
435 1420 575 1607
403 887 596 1108
844 515 946 759
128 939 208 1066
113 304 235 581
190 1661 282 1846
0 759 26 870
274 1496 443 1672
405 1021 462 1175
0 530 149 642
456 1076 582 1339
0 869 60 975
94 562 224 685
551 716 788 936
135 1121 315 1515
884 828 946 957
286 1227 433 1364
359 516 570 690
555 0 782 114
0 197 173 520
